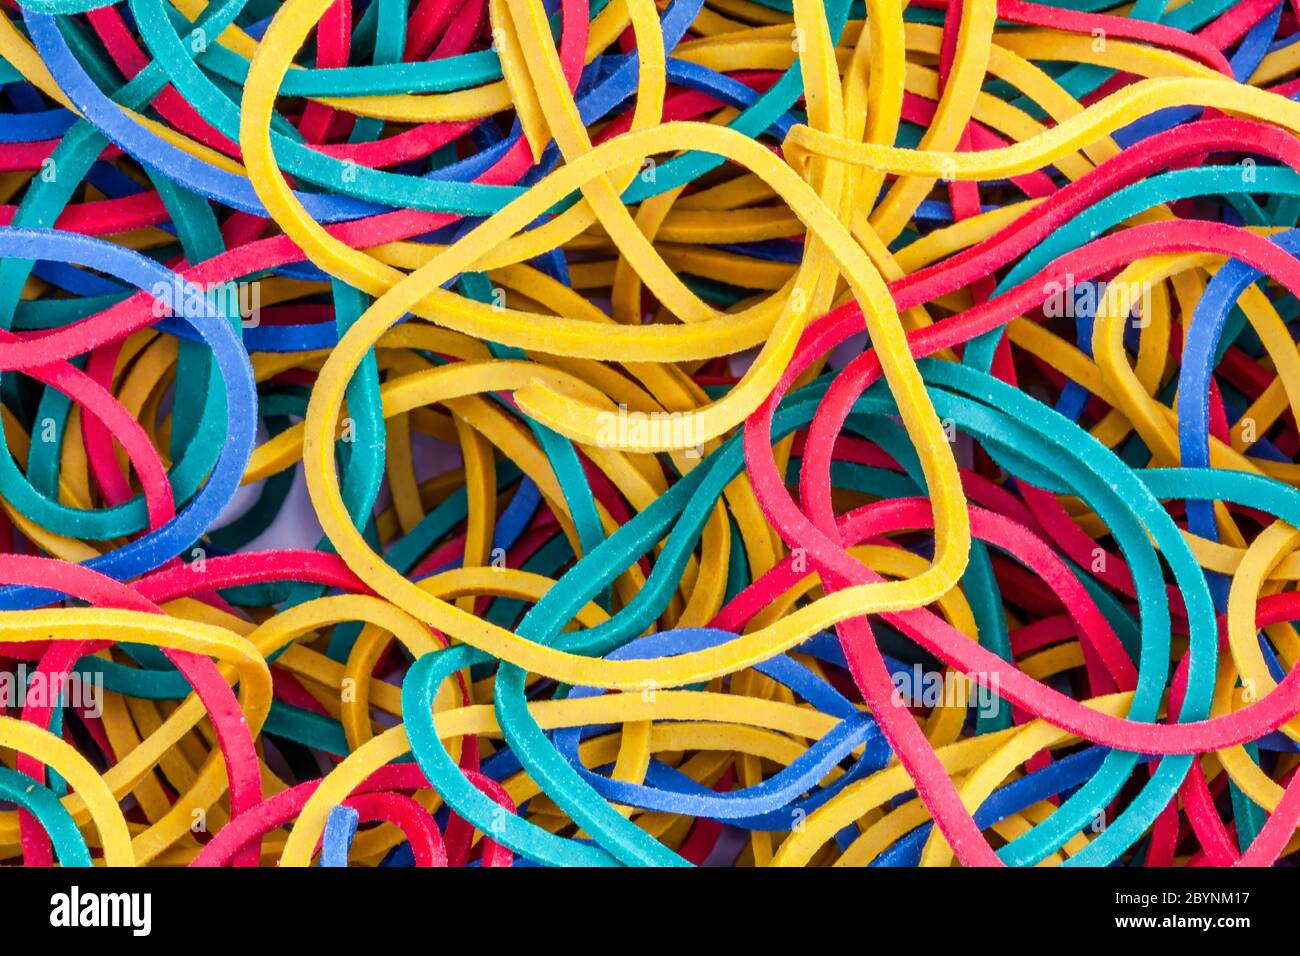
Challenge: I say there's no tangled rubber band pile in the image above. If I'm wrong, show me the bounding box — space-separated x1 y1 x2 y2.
4 0 1300 870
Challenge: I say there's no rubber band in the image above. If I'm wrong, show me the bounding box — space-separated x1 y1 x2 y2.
5 0 1300 872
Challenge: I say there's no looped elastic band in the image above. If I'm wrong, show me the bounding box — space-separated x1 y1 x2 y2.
5 0 1300 871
